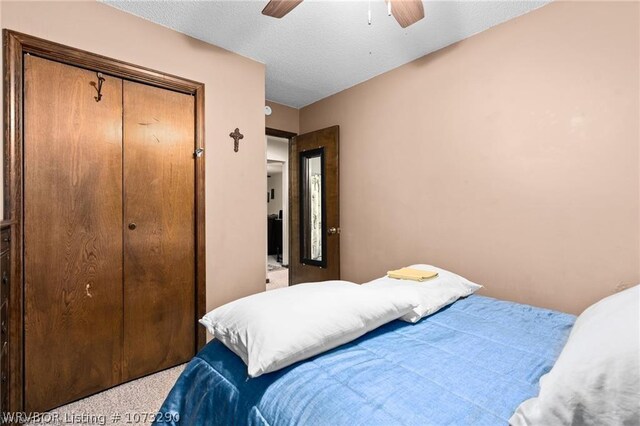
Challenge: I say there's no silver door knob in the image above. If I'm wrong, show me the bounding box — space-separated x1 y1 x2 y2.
327 227 340 235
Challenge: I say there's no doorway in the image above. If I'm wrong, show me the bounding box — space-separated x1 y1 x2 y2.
266 134 290 290
265 125 340 288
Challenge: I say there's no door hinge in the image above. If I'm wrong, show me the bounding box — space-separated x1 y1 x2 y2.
194 148 204 158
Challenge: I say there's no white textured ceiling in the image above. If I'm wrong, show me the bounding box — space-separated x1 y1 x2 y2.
103 0 549 108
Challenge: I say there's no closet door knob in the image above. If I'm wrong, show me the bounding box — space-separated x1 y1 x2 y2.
128 223 137 230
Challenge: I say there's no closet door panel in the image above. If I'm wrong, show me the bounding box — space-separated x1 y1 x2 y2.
24 56 124 412
123 81 195 380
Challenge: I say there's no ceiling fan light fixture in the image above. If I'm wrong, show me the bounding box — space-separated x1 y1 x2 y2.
262 0 303 19
263 0 424 28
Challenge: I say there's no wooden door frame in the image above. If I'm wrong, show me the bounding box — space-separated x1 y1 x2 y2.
3 30 207 412
265 127 296 285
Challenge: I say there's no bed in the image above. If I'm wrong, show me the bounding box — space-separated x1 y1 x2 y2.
155 295 574 425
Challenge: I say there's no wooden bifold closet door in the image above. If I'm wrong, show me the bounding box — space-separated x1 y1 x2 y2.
23 55 196 412
24 56 125 412
122 81 195 381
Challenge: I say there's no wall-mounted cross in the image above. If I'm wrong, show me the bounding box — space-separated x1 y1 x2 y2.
229 128 244 152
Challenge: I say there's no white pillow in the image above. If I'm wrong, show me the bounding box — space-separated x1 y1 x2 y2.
199 280 417 378
364 264 482 323
510 285 640 426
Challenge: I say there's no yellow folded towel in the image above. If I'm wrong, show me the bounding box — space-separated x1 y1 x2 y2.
387 268 439 282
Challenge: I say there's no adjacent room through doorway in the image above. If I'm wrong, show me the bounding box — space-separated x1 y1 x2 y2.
266 135 289 290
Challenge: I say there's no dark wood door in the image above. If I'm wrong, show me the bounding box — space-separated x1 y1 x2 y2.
24 56 124 412
289 126 340 284
122 81 195 380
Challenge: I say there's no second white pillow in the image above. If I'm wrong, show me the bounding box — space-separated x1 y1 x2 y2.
364 264 482 323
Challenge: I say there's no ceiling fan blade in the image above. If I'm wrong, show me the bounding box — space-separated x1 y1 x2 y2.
262 0 304 18
387 0 425 28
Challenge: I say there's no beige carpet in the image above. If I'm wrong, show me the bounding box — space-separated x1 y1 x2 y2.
28 364 185 426
267 268 289 291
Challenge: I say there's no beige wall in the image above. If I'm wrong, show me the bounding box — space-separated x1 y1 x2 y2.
267 172 284 216
266 100 300 134
1 1 267 311
300 1 640 314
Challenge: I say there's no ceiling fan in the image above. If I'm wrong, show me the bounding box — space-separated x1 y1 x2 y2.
262 0 425 28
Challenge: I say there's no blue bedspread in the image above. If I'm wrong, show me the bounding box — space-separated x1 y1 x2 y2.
156 295 574 426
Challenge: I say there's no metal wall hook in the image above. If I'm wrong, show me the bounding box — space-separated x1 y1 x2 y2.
94 72 105 102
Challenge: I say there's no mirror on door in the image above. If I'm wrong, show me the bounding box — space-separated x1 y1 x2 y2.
300 148 326 267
